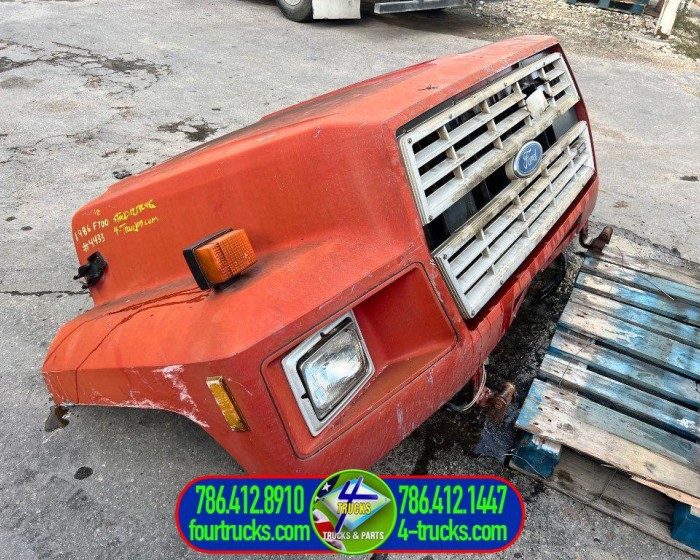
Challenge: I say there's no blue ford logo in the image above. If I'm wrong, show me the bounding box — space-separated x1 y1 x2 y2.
512 140 543 179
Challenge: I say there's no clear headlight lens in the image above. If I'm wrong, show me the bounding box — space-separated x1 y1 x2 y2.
299 320 369 419
281 312 374 435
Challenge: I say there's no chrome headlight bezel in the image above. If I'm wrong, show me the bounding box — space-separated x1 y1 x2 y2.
281 311 374 436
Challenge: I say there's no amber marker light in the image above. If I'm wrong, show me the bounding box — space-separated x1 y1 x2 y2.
184 229 257 290
206 376 248 431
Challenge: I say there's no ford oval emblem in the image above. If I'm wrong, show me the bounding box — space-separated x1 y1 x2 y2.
511 140 543 179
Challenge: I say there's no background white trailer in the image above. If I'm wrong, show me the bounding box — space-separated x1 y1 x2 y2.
278 0 469 21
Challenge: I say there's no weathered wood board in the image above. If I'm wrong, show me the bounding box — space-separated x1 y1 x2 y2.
517 379 700 505
511 448 700 558
513 249 700 553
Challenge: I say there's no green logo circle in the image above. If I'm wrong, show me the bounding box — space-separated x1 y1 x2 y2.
310 469 397 554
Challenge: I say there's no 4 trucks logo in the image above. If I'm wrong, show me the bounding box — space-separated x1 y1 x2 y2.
311 469 397 554
175 474 525 553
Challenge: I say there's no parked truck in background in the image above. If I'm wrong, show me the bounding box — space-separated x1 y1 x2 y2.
42 36 598 474
277 0 469 21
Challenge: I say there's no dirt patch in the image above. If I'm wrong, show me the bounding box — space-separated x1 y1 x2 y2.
673 11 700 59
376 0 700 68
595 125 630 142
0 40 170 96
158 119 221 142
0 76 41 89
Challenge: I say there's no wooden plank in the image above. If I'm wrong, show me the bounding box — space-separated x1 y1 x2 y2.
569 288 700 349
550 330 700 408
540 354 700 439
511 448 700 557
582 257 700 308
559 302 700 381
631 478 700 509
516 380 700 500
521 380 700 471
591 251 700 288
576 271 700 328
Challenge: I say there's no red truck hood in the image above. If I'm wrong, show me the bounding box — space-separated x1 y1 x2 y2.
70 35 558 308
40 36 598 475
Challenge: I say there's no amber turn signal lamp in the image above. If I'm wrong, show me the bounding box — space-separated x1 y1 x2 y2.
206 376 248 431
184 229 257 289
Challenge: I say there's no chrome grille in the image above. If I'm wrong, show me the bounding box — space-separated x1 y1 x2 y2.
399 52 595 319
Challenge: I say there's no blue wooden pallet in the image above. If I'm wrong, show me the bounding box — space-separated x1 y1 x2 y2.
567 0 648 15
511 250 700 555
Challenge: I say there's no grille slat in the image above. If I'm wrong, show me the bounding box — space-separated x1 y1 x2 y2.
544 67 566 81
398 52 596 319
548 80 570 99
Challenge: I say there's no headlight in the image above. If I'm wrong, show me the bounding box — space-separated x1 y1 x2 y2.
299 319 369 419
282 312 374 435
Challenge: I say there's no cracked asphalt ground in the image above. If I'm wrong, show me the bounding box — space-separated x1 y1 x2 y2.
1 0 699 558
